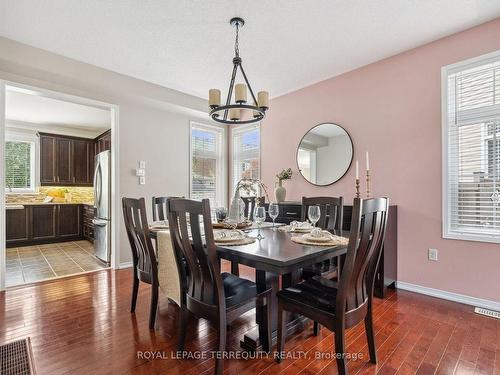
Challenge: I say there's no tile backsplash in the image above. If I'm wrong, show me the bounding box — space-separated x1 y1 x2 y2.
6 187 94 204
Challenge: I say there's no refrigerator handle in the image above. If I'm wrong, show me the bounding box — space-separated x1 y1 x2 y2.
93 159 99 206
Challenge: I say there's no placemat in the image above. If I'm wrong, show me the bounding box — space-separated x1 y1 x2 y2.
214 237 256 246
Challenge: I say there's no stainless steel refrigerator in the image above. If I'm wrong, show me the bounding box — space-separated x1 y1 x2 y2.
93 150 111 263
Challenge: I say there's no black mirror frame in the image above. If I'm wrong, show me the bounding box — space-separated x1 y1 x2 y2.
296 122 354 187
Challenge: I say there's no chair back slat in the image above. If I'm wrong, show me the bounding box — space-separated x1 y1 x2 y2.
152 196 183 221
168 198 225 309
337 197 389 315
301 196 343 231
241 196 265 221
122 197 158 284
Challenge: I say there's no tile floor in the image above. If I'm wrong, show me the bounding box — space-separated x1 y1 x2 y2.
6 240 108 287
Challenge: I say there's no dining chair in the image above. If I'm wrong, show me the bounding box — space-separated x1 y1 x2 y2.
301 196 344 280
152 196 183 221
168 198 272 375
122 197 159 330
241 196 266 221
276 197 389 375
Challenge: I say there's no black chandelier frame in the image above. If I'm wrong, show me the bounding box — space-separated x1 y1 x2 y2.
209 17 268 125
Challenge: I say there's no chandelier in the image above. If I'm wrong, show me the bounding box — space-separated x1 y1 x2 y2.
209 17 269 125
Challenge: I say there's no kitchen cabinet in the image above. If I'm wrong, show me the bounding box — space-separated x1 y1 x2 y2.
83 204 95 242
39 133 94 186
6 207 30 244
31 205 57 241
58 205 82 239
6 204 85 247
95 130 111 154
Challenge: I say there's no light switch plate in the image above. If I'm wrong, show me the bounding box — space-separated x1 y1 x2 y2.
428 248 438 261
139 160 146 169
136 168 145 177
139 176 146 185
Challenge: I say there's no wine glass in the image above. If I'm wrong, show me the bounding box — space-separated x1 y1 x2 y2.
268 203 279 231
254 206 266 240
308 205 321 228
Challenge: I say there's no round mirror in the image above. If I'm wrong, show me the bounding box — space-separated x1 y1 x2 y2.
296 123 353 186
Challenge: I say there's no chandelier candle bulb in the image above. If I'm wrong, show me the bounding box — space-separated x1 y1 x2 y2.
229 108 241 121
209 89 221 108
235 83 247 103
258 91 269 108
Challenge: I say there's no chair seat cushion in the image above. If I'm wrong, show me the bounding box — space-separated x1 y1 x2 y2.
222 272 258 308
277 276 338 314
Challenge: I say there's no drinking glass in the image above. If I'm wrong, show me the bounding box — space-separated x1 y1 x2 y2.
254 206 266 240
308 205 321 227
268 203 279 231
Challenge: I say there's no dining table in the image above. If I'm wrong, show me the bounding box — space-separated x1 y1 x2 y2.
151 223 349 352
216 227 349 351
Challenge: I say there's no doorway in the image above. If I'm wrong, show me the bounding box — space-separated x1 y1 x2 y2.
0 82 120 290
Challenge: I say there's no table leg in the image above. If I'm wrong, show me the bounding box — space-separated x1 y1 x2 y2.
240 269 309 352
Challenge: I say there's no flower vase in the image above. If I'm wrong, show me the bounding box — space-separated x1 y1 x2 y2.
274 180 286 203
228 190 244 223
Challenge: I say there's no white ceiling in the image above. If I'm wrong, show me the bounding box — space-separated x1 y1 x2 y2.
6 87 111 133
311 123 346 138
1 1 499 100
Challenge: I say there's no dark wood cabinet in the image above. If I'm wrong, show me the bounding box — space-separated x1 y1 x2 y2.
57 205 82 239
39 133 95 186
40 135 57 184
95 130 111 154
6 204 85 247
82 204 95 242
31 205 57 241
6 208 30 244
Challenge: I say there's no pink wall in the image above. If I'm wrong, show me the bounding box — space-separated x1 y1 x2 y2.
261 19 500 302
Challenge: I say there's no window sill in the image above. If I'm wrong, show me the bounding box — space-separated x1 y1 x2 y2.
443 230 500 244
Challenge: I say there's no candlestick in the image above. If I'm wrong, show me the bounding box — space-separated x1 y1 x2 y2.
355 178 360 198
366 151 370 170
366 169 371 198
355 160 359 179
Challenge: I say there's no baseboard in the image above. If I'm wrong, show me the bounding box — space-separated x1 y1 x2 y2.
118 262 133 269
396 281 500 311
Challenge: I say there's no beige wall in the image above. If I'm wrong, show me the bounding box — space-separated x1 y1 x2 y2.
0 36 208 266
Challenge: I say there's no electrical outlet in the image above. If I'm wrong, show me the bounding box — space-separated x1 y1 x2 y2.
428 248 438 261
139 176 146 185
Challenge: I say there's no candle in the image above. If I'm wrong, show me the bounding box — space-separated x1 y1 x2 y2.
258 91 269 108
356 160 359 179
209 89 221 107
235 83 247 103
229 108 240 121
366 151 370 170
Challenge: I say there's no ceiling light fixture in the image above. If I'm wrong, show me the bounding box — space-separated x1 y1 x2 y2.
209 17 269 125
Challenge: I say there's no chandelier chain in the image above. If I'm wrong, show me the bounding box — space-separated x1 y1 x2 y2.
234 22 240 57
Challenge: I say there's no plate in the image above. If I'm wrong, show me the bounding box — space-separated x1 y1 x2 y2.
302 232 333 242
292 226 313 233
214 230 246 243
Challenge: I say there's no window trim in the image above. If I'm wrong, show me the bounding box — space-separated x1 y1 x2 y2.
442 49 500 244
231 122 261 197
5 131 37 193
189 121 227 208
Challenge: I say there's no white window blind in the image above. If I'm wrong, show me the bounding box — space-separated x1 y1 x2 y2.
5 140 35 192
190 122 225 208
443 52 500 243
232 124 260 196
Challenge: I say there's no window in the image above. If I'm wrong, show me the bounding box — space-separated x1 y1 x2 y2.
190 122 226 208
231 124 260 196
443 51 500 243
5 137 36 192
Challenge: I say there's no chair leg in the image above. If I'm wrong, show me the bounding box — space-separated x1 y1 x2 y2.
149 283 158 330
130 276 139 313
313 321 321 336
258 296 272 352
365 305 377 363
178 303 188 351
231 261 239 276
276 303 286 363
215 316 227 375
334 323 347 375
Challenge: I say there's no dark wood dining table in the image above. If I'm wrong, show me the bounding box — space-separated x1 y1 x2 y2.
216 227 349 351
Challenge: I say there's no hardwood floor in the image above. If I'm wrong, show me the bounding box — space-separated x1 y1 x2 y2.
0 263 498 374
